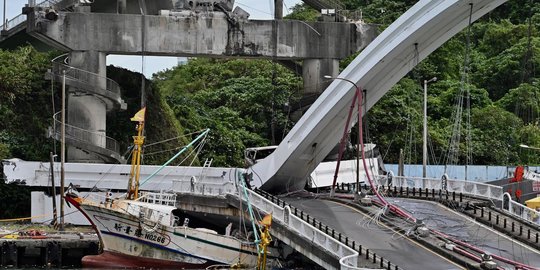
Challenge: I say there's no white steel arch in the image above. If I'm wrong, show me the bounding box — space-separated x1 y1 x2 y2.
252 0 508 192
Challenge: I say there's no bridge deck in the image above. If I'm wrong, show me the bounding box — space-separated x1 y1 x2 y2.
284 195 540 269
388 198 540 268
283 197 462 269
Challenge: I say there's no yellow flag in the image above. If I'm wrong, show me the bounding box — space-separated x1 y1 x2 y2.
260 214 272 227
130 107 146 122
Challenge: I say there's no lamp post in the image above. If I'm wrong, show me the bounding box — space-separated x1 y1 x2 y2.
60 70 66 231
423 77 437 179
324 75 363 200
520 144 540 151
3 0 6 31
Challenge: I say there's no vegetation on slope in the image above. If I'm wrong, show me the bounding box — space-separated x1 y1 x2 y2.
0 0 539 179
336 0 540 165
1 0 539 218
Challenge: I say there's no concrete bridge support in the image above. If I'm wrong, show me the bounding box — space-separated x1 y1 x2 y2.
303 58 339 94
14 1 378 164
67 50 109 163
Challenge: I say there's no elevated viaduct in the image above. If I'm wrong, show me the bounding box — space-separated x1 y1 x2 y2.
0 0 377 164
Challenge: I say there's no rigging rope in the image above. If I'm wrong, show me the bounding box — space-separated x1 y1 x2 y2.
144 129 207 148
445 3 474 174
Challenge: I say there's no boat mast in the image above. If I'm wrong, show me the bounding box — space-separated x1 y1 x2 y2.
423 77 437 178
126 107 146 200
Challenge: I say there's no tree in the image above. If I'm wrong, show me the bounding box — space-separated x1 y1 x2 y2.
470 106 521 165
497 82 540 124
0 47 57 161
284 4 319 21
154 58 301 167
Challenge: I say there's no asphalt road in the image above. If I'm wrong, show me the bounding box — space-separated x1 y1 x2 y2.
387 198 540 269
282 196 464 270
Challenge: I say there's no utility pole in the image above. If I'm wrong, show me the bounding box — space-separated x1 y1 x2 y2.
60 70 66 230
3 0 6 31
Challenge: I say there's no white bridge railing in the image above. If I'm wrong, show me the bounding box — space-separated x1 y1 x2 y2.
502 193 540 225
171 176 366 270
246 189 359 270
376 175 504 201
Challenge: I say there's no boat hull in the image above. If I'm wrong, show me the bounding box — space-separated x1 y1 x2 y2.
82 250 213 269
66 196 259 269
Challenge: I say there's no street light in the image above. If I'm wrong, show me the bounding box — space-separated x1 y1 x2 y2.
422 77 437 179
520 144 540 151
323 75 363 201
3 0 6 31
60 69 66 231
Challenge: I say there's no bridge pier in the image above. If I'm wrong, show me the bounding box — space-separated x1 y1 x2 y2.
67 50 109 163
303 59 339 94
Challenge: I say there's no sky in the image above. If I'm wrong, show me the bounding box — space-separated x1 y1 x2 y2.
1 0 302 77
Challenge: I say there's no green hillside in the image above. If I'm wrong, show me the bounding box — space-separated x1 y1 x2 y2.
0 0 539 169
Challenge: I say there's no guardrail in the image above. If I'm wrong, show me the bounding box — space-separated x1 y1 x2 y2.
503 193 540 226
138 191 177 207
51 58 122 97
83 192 173 225
52 111 120 153
1 0 58 32
375 175 503 201
302 0 344 10
171 175 401 270
172 177 237 196
1 14 26 31
248 189 359 269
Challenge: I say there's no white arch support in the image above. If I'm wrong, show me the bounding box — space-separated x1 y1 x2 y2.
253 0 508 192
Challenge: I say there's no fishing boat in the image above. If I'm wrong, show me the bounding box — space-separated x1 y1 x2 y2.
65 107 272 269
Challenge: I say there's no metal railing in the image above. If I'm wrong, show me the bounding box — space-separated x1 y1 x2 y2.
1 0 59 32
376 175 504 201
82 192 174 226
52 111 120 153
336 9 363 22
302 0 344 10
249 189 360 269
138 191 177 207
172 176 237 196
503 193 540 225
1 14 26 31
51 59 122 97
171 176 401 270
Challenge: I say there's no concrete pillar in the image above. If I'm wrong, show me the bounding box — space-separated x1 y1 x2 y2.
275 0 283 19
67 50 108 163
302 59 339 94
118 0 127 14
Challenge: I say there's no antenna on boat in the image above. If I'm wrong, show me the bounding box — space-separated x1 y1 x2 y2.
126 107 146 200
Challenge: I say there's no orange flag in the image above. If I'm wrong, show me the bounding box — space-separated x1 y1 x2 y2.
130 107 146 122
260 214 272 227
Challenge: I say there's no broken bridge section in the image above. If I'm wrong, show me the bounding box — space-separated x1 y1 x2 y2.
253 0 509 194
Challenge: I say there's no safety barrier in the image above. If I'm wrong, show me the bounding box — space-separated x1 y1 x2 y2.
172 178 237 196
50 60 122 98
82 192 173 225
469 203 540 246
47 53 124 163
51 111 120 153
375 175 503 201
138 191 177 207
1 0 59 32
171 176 401 270
503 193 540 226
